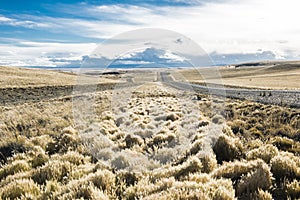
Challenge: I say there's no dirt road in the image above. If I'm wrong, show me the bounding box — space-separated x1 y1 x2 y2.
160 72 300 108
0 71 298 108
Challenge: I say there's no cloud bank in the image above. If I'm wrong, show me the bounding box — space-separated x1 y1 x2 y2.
0 0 299 67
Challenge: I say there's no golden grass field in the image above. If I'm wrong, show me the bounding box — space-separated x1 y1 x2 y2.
0 66 119 88
0 65 299 199
0 66 77 88
174 61 300 90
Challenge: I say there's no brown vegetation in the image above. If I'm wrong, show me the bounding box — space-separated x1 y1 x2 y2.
0 67 299 199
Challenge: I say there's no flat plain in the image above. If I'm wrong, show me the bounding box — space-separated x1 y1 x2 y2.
0 64 299 199
175 61 300 90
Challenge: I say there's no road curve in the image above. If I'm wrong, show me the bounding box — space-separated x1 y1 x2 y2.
0 72 298 108
160 72 300 108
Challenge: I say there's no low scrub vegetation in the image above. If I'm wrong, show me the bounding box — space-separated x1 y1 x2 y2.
0 85 299 199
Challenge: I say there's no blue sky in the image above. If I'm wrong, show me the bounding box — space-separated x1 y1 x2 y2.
0 0 299 67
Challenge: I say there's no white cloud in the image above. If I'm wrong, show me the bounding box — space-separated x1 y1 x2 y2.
0 41 97 67
43 0 300 57
0 16 12 22
0 15 51 28
1 0 300 67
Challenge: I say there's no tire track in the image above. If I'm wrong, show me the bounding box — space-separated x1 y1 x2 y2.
160 72 300 108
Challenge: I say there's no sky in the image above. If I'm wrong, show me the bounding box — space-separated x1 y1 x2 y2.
0 0 300 67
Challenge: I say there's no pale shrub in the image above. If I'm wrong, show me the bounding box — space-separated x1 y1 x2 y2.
6 152 28 163
30 135 54 150
251 189 273 200
93 148 114 161
32 160 74 184
125 177 175 199
30 151 49 168
0 170 32 187
57 182 109 200
68 163 95 180
53 169 116 199
270 151 300 182
212 159 267 182
62 126 78 135
41 180 61 199
127 177 235 200
213 187 236 200
23 146 50 168
0 179 40 199
124 133 144 148
149 156 203 182
212 114 225 124
271 136 294 151
213 134 244 164
143 187 210 200
188 173 211 183
246 144 279 163
236 161 272 197
206 178 236 200
148 133 176 148
173 156 203 180
111 154 130 170
0 160 31 180
59 133 80 151
53 151 90 165
246 139 263 150
152 147 177 164
115 171 140 199
80 131 114 159
86 169 116 192
286 179 300 199
46 133 80 155
198 153 218 173
189 139 203 155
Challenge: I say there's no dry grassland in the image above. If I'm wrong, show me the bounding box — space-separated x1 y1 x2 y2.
0 66 299 199
175 61 300 90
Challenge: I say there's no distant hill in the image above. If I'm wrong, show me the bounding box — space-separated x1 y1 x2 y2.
233 60 300 71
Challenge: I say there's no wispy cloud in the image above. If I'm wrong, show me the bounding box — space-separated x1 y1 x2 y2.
0 0 299 67
33 0 300 55
0 40 97 67
0 15 51 28
0 16 12 22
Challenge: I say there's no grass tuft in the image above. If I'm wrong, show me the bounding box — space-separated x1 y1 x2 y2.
0 160 31 180
0 179 40 199
213 134 244 164
270 152 300 182
246 144 278 163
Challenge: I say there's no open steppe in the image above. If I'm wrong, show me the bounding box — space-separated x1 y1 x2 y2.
0 64 299 199
175 60 300 90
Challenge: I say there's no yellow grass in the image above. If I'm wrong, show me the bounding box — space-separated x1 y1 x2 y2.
0 66 299 199
0 66 77 88
174 61 300 90
0 66 119 88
